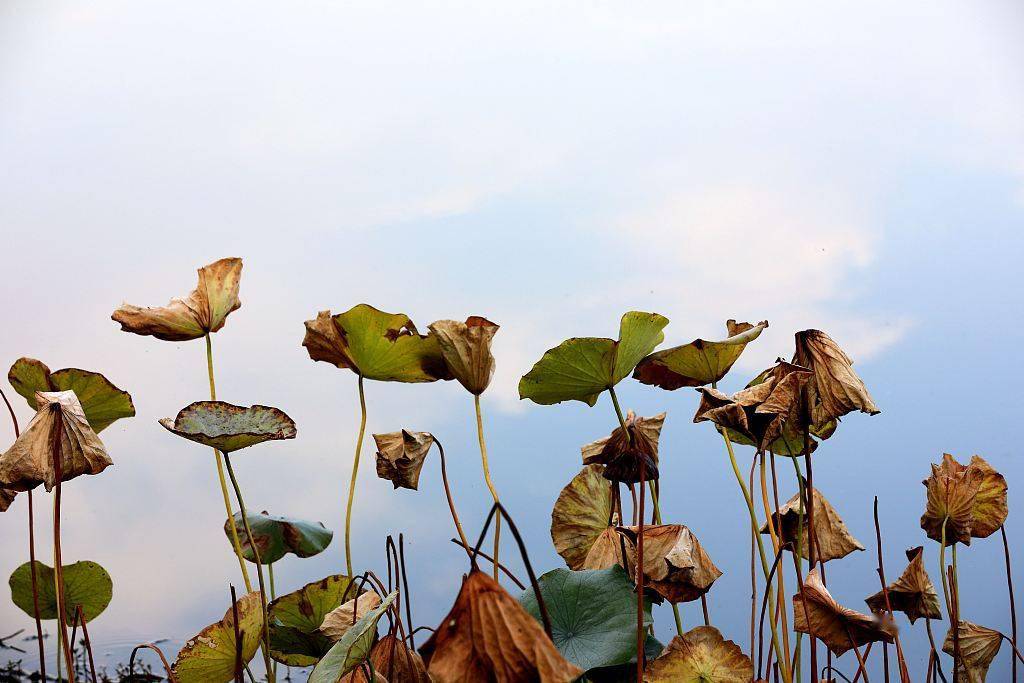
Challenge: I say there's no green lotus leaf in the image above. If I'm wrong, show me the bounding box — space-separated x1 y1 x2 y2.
159 401 296 453
8 358 135 433
308 591 396 682
173 590 264 683
519 312 668 406
302 304 451 383
9 560 112 625
575 635 663 682
633 320 768 390
518 565 653 672
267 574 364 667
226 511 333 565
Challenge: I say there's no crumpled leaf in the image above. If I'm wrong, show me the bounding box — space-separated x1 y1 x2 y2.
942 621 1003 683
617 524 722 604
9 560 112 625
582 411 665 483
373 429 435 490
419 568 584 683
9 358 135 433
0 487 15 512
551 464 614 570
160 401 296 453
302 304 451 383
792 568 896 656
267 574 364 667
224 510 332 565
921 454 1006 546
319 591 382 641
366 634 431 682
643 625 753 683
792 329 880 427
172 591 264 683
761 486 865 562
865 546 941 624
112 257 242 342
309 591 396 683
518 312 668 406
634 320 768 390
518 565 653 672
0 391 111 492
429 316 499 395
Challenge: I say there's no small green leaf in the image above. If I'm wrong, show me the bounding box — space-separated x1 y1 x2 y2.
159 401 296 453
519 312 668 406
634 320 768 390
8 358 135 433
226 511 333 565
308 591 396 682
173 591 264 683
518 565 653 672
9 560 112 625
267 574 364 667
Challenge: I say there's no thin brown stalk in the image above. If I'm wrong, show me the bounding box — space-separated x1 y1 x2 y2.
761 451 792 681
129 643 177 682
433 440 471 558
750 454 758 665
804 435 819 683
852 642 874 683
231 584 243 683
398 534 416 650
759 544 790 679
636 458 647 682
1002 525 1018 682
924 618 948 683
70 605 98 683
448 539 525 589
49 405 75 681
701 594 710 626
844 624 870 683
872 497 910 682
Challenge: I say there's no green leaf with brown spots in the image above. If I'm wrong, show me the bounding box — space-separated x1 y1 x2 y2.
159 401 296 453
633 320 768 390
8 358 135 433
226 511 333 565
173 591 264 683
267 574 365 667
9 560 113 625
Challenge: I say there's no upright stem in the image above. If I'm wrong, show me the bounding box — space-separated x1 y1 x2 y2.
761 452 792 681
434 440 471 557
804 442 819 683
1002 525 1018 682
344 375 368 578
50 408 75 681
205 334 253 593
474 394 501 582
636 459 647 683
872 497 909 682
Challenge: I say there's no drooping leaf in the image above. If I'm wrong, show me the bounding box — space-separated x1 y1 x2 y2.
309 591 396 683
173 591 264 683
159 401 296 453
367 634 430 682
617 525 722 603
112 257 242 341
792 329 880 427
643 626 753 683
518 312 668 407
792 569 896 656
582 411 666 483
0 487 15 512
428 316 499 395
865 546 941 624
8 359 135 433
373 430 435 491
224 510 332 565
9 560 113 625
320 592 383 641
942 621 1003 683
302 305 451 383
0 391 111 492
920 454 1006 546
267 574 364 667
761 487 865 562
518 565 652 672
634 320 768 390
551 464 614 570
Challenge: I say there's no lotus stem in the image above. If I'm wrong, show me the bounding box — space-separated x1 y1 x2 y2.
434 439 472 559
49 406 76 681
803 437 819 683
398 534 416 650
637 459 647 683
759 544 790 679
129 643 177 682
231 584 243 683
222 452 275 683
872 497 910 682
1002 525 1018 682
344 374 368 578
474 394 502 583
924 618 948 683
843 624 870 683
789 452 807 683
761 452 793 681
70 605 98 683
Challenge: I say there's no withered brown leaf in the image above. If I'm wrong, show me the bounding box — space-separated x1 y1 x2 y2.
0 487 16 512
582 411 665 483
792 568 896 656
761 487 865 562
428 317 499 395
792 329 880 426
942 621 1003 683
319 592 383 641
865 546 941 624
373 430 434 490
921 454 1006 546
643 625 753 682
550 464 614 570
617 524 722 603
368 634 430 682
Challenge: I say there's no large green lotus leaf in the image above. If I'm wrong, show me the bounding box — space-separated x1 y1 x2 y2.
9 560 112 625
160 401 296 453
8 358 135 433
519 312 668 406
302 304 451 383
308 591 396 682
576 635 663 682
517 565 653 672
634 320 768 390
267 574 363 667
173 591 263 683
226 511 333 565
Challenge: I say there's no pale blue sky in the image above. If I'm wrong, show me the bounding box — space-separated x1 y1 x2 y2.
1 1 1023 679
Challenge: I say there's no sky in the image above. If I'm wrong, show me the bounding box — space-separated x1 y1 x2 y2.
1 0 1023 679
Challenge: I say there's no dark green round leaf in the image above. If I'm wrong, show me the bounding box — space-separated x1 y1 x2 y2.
9 560 112 625
267 574 364 667
225 511 333 564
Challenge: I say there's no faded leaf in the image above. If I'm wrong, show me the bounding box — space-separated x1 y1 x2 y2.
8 358 135 433
942 621 1003 683
921 454 1006 546
865 546 941 624
968 456 1008 539
319 591 383 641
224 510 332 565
584 527 628 570
368 634 431 682
159 401 296 453
267 574 364 667
550 464 613 570
643 625 753 683
172 591 264 683
0 487 15 512
419 568 584 683
309 591 396 683
518 312 668 406
634 320 768 390
302 304 451 382
581 411 665 483
618 524 722 604
112 257 242 341
761 487 865 562
792 568 896 656
429 316 499 395
0 391 111 492
9 560 112 625
793 329 880 426
373 429 434 490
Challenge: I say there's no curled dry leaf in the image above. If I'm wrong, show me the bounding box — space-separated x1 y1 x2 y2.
550 464 614 570
792 329 880 427
373 429 434 490
309 591 397 683
633 319 768 390
582 411 665 483
921 453 1007 546
172 590 264 683
865 546 941 624
0 391 111 492
643 625 753 683
302 304 451 383
761 486 865 562
942 621 1003 683
617 524 722 604
112 257 242 341
9 358 135 433
792 568 896 656
159 401 296 453
429 316 499 395
419 568 584 683
319 591 383 641
367 634 430 682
